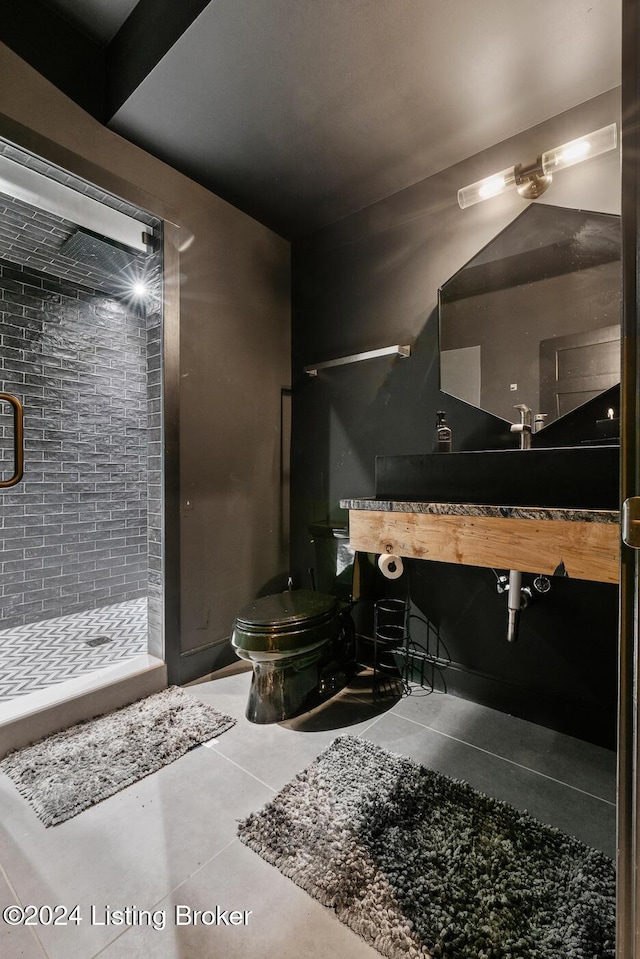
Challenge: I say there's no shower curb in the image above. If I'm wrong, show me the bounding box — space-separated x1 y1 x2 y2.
0 656 167 760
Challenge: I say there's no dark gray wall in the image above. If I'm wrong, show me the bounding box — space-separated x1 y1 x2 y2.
291 89 621 748
178 225 291 662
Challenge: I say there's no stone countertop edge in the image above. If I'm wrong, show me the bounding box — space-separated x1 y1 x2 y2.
339 498 620 524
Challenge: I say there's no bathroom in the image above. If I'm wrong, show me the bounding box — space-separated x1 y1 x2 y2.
0 1 636 957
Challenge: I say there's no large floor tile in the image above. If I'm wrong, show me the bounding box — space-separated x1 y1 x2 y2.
185 668 254 722
361 710 616 857
0 867 48 959
390 687 616 802
0 743 272 959
97 837 379 959
190 674 398 792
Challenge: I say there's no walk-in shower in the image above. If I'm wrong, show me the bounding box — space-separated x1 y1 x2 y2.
0 138 164 704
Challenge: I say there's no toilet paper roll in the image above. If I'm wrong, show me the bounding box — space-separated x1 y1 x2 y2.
378 553 404 579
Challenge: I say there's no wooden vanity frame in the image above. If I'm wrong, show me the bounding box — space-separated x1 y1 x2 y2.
345 504 620 585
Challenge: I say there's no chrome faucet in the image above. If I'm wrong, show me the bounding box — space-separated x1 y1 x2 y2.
510 404 532 449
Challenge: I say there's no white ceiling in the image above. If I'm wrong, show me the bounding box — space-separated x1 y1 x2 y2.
39 0 622 239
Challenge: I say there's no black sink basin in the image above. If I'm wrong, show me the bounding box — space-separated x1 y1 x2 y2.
375 446 619 510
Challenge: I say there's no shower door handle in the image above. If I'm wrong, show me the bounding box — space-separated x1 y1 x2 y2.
0 393 24 488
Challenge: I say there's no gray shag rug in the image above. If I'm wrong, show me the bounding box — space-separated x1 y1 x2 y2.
1 686 235 826
238 735 615 959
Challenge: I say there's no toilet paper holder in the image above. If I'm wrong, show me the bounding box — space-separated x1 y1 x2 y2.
378 552 404 579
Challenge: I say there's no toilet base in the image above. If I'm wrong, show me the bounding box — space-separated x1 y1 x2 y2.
245 630 356 724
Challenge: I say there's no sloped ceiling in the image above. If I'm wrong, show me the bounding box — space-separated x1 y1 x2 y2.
5 0 622 239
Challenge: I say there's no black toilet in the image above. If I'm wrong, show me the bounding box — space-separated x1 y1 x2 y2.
231 524 357 723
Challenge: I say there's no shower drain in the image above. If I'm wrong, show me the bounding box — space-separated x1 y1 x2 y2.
85 636 113 648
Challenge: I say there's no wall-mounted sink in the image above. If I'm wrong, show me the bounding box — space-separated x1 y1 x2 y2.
375 445 619 510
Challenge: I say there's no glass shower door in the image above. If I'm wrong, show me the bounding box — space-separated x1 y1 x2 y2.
0 137 163 707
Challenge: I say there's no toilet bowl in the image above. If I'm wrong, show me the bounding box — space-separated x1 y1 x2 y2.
231 588 355 723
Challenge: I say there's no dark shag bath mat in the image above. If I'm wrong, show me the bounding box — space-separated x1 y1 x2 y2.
238 735 615 959
1 686 236 826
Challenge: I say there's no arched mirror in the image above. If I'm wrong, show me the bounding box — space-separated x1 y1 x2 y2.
438 204 621 430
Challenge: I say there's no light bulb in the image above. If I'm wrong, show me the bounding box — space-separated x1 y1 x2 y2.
479 175 509 199
557 140 591 164
457 166 516 209
541 123 617 175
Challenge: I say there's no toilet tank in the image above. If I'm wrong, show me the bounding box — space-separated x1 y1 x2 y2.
308 523 354 600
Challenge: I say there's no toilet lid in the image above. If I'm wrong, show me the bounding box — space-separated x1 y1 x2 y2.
235 589 339 632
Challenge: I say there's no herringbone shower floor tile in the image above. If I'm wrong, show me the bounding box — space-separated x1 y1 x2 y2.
0 597 148 702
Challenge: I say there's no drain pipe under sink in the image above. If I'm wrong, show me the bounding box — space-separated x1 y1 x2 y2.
506 570 523 643
496 570 527 642
505 570 535 642
497 569 549 642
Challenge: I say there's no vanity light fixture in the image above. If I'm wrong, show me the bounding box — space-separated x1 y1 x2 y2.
457 123 617 210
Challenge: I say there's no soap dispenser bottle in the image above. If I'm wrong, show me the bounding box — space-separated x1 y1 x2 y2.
435 410 452 452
